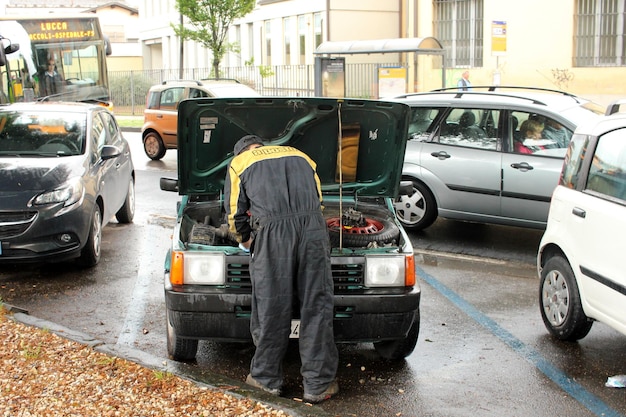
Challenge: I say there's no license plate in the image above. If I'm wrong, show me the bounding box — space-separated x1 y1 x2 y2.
290 320 300 339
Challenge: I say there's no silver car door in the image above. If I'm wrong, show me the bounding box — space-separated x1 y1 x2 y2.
502 112 570 226
419 108 502 218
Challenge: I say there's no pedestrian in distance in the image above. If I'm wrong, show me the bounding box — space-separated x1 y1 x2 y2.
457 70 472 91
224 134 339 404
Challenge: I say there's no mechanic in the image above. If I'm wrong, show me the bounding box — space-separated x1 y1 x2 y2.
224 134 339 403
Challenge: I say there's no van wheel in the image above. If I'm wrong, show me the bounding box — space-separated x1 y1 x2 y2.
394 180 437 231
374 312 420 360
539 256 593 341
167 316 198 361
143 131 166 160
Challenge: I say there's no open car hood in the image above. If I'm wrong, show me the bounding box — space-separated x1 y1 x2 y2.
176 97 410 198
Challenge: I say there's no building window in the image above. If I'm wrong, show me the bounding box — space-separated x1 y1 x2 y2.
247 23 254 64
233 25 241 66
264 20 272 66
574 0 625 66
314 12 323 49
298 15 306 65
434 0 483 68
284 17 291 65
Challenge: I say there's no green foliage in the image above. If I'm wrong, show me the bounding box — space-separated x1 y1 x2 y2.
21 343 42 360
173 0 255 76
258 65 274 78
109 72 153 110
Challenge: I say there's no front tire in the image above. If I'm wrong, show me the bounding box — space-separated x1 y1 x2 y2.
374 311 420 360
143 131 166 160
539 256 593 341
167 315 198 361
115 178 135 224
78 205 102 267
394 180 437 231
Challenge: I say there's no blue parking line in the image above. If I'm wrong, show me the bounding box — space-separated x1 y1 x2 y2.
416 265 624 417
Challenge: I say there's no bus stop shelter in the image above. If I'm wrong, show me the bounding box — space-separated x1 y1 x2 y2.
313 37 446 96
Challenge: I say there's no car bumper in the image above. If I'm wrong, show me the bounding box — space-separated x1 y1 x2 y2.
165 281 421 343
0 203 91 263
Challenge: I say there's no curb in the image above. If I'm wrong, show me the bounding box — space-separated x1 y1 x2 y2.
8 308 332 417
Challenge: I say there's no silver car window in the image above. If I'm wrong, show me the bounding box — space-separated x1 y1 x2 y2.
437 108 500 151
510 111 572 157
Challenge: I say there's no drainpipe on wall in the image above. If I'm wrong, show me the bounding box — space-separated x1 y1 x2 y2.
325 0 330 41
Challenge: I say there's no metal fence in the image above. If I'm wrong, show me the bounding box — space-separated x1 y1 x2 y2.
109 62 406 115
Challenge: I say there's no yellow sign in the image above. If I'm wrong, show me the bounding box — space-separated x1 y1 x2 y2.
491 21 507 56
378 67 406 98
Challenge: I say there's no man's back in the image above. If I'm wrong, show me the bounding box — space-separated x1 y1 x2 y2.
227 145 322 219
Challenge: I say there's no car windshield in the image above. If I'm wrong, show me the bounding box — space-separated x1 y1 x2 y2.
0 110 86 157
560 102 605 124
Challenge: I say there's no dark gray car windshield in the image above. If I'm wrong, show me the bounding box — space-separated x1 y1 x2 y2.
0 110 86 156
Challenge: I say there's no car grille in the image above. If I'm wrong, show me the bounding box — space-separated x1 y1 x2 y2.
0 211 37 239
225 259 365 290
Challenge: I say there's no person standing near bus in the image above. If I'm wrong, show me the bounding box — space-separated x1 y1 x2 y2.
41 59 63 96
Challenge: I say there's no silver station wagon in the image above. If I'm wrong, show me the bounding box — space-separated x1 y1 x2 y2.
390 87 603 231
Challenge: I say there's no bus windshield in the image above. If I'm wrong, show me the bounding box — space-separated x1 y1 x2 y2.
0 16 111 106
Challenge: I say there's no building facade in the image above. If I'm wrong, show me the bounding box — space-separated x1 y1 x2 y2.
137 0 625 106
1 0 623 106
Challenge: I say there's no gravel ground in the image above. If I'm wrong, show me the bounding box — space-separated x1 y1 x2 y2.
0 306 318 417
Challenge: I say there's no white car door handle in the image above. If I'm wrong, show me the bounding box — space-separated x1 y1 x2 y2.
572 207 586 218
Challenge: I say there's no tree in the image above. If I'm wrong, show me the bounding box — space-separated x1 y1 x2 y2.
173 0 255 78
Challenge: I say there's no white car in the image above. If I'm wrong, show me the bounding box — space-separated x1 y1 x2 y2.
537 100 626 340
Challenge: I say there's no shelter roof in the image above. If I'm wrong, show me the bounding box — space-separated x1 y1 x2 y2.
314 37 444 55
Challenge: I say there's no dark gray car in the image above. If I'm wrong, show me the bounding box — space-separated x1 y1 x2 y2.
0 102 135 266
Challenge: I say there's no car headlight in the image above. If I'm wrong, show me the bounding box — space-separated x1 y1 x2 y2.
32 178 84 207
365 255 406 287
170 251 225 285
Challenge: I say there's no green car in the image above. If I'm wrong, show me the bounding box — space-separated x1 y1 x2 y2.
160 97 420 361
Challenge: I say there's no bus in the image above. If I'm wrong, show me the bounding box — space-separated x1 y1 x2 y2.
0 15 112 106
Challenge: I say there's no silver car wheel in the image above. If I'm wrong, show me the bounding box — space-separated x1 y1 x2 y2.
395 190 426 225
541 269 569 327
393 181 437 230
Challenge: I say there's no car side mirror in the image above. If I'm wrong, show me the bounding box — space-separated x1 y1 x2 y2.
160 177 179 192
399 180 414 196
101 144 121 160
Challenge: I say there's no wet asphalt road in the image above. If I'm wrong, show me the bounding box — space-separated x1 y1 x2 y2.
1 132 625 417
